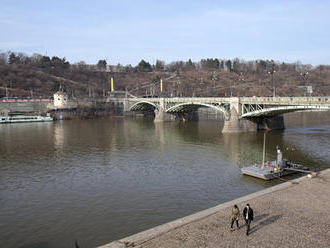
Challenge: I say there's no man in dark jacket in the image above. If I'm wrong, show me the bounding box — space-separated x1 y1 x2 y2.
243 203 254 236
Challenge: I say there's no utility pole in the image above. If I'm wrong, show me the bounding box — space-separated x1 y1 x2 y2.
199 79 204 97
268 64 276 97
237 72 244 97
211 74 217 96
300 72 308 84
171 82 175 97
177 80 181 97
300 71 310 96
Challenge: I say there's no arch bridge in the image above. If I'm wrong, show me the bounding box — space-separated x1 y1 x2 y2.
118 96 330 133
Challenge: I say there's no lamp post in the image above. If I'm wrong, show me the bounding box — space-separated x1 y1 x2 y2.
211 74 217 96
268 67 276 97
212 74 217 89
176 80 181 97
300 71 309 96
199 80 204 97
238 72 244 97
300 71 309 85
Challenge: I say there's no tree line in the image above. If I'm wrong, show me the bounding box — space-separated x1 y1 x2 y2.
1 50 330 98
2 51 328 75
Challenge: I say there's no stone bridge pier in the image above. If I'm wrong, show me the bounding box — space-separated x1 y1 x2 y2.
154 98 176 122
222 98 285 133
123 99 131 113
222 98 256 133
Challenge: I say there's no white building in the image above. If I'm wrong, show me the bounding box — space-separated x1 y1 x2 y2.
54 91 68 108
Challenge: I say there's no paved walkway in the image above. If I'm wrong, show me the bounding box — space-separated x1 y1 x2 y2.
99 169 330 248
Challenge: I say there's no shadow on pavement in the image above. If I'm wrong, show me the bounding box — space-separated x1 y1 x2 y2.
249 214 282 234
253 213 269 222
17 242 50 248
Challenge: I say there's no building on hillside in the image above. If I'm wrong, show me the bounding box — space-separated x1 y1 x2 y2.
54 91 68 108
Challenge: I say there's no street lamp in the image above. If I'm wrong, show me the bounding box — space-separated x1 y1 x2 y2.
300 71 309 96
176 80 181 97
238 72 244 97
300 71 309 85
199 80 205 97
239 72 244 82
211 74 217 89
268 69 276 97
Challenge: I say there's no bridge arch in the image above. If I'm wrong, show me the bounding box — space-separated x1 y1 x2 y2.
129 101 158 112
241 105 330 118
166 102 229 119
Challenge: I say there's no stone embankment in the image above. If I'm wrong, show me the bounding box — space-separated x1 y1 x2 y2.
98 169 330 248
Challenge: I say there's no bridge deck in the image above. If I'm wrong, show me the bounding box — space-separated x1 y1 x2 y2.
124 96 330 106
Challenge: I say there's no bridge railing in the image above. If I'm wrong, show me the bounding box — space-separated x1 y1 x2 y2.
240 96 330 105
124 97 232 104
108 96 330 106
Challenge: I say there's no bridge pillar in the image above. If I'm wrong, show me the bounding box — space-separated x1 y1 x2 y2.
123 99 131 113
123 98 137 116
154 98 175 122
222 98 256 133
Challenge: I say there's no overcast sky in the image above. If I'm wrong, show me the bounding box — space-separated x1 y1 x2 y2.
1 0 330 65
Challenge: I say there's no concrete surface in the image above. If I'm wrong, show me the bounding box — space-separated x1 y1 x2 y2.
98 169 330 248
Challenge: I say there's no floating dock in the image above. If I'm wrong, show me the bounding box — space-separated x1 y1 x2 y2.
241 133 307 180
241 164 293 180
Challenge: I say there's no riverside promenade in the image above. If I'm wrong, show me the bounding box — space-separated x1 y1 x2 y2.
98 169 330 248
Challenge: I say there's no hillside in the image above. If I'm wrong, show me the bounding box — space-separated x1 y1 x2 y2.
1 53 330 98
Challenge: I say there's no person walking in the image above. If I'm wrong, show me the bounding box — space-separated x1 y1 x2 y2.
243 203 254 236
230 205 240 231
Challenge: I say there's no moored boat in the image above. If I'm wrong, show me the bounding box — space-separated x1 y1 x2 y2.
0 114 53 124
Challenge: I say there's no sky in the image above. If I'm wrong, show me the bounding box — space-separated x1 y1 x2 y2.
1 0 330 65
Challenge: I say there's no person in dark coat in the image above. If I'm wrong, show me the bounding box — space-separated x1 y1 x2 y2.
243 203 254 235
230 205 240 230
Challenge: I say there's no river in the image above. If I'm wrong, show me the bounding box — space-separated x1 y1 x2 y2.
1 112 330 248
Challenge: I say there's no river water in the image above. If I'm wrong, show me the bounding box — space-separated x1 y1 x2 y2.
1 112 330 248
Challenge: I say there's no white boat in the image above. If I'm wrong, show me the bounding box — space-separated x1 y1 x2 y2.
0 114 53 124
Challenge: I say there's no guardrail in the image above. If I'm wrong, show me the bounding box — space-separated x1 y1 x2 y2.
124 96 330 105
240 96 330 105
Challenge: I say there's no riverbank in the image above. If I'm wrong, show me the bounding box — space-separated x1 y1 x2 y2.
99 168 330 248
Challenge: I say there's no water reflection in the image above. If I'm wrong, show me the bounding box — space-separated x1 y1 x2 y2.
54 122 65 150
0 112 330 248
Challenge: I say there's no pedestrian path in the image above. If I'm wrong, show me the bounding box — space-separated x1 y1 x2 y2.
99 169 330 248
